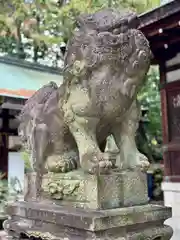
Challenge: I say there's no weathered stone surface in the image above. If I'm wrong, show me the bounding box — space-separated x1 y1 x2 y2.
24 172 41 201
4 201 172 239
120 169 148 207
24 170 148 209
18 8 151 179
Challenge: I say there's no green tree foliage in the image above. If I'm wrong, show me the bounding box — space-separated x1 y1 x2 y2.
0 0 160 63
137 67 162 162
139 67 161 143
0 0 102 61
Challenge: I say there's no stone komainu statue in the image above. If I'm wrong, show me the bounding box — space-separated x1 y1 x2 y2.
18 9 152 175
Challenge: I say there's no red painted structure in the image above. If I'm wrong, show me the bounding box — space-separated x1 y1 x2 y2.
140 0 180 182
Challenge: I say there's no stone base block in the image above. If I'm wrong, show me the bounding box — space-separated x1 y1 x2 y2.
25 170 149 209
4 201 173 239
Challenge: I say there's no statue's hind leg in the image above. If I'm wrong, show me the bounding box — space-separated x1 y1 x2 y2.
66 115 112 174
29 122 49 200
46 130 79 173
112 100 150 172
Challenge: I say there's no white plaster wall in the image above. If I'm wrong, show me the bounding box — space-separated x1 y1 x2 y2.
166 53 180 67
166 69 180 83
165 53 180 83
162 182 180 239
8 152 24 195
162 182 180 208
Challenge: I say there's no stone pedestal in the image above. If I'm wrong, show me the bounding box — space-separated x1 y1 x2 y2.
40 170 148 209
4 170 173 239
4 201 172 239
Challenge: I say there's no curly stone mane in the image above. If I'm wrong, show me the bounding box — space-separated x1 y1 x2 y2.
18 81 58 122
18 81 59 148
64 9 151 81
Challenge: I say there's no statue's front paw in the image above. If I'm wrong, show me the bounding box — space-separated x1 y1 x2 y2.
90 160 113 174
81 152 113 174
46 154 78 173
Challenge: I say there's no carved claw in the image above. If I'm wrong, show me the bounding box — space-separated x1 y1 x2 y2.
89 160 113 174
81 152 113 174
46 154 78 173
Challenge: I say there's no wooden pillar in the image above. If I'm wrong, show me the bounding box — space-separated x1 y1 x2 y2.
159 62 170 177
0 109 9 179
160 55 180 182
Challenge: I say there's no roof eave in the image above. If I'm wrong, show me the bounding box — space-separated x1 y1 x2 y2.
139 1 180 29
0 55 62 75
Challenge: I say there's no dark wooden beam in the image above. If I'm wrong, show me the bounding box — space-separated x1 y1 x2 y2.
150 35 180 51
159 62 170 177
8 148 21 152
0 109 9 178
140 13 180 63
0 129 18 135
145 20 180 38
139 0 180 29
151 41 180 62
140 8 180 37
160 79 180 91
147 27 180 44
166 63 180 73
0 112 17 119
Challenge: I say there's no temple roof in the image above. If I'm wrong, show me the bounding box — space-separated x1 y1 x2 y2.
139 0 180 28
139 0 180 62
0 56 63 99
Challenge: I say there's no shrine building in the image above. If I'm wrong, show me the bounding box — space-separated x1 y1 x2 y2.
139 0 180 231
0 56 62 182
